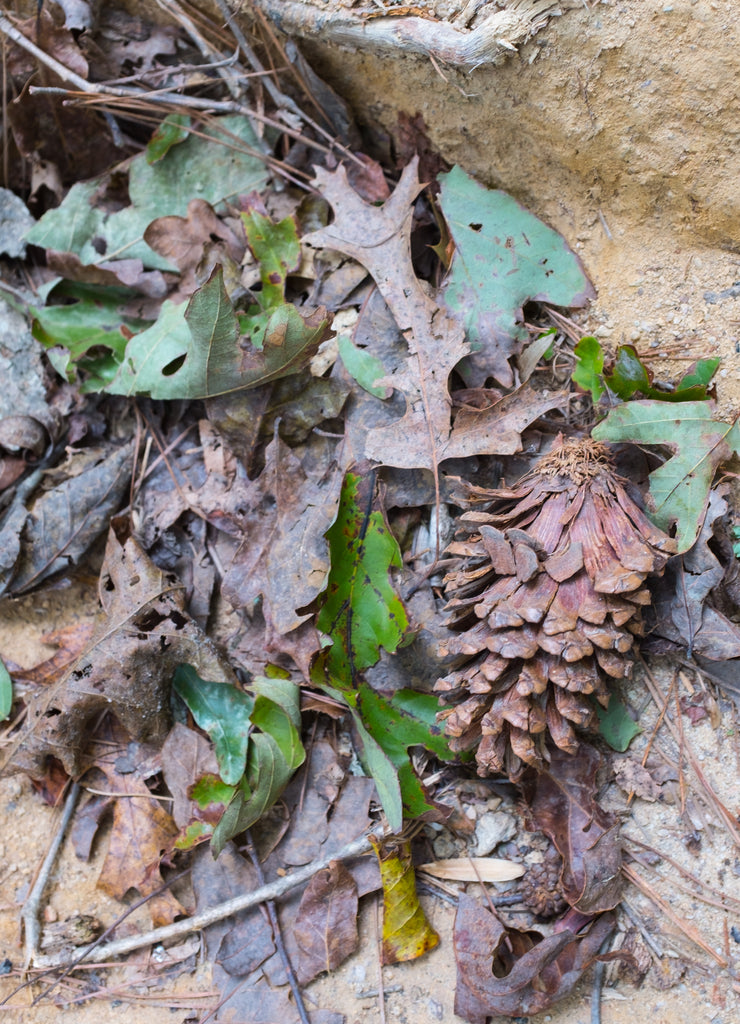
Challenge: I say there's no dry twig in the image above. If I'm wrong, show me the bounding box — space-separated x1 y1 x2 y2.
35 823 386 969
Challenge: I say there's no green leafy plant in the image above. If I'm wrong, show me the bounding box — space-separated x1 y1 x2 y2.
313 473 456 830
26 116 330 400
573 336 718 404
172 666 305 854
572 336 605 401
31 283 151 393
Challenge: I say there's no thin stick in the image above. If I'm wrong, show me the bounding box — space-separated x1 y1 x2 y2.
35 824 384 968
374 897 387 1024
622 863 728 967
154 0 247 105
0 13 329 167
244 835 311 1024
0 14 89 91
21 782 80 968
590 958 605 1024
639 656 740 846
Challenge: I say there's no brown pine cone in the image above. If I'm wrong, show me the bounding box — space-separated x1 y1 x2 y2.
436 436 676 780
519 860 567 919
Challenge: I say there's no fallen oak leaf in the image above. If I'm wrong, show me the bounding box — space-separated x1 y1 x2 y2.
220 433 344 635
649 487 740 660
453 894 615 1022
5 620 96 689
438 165 595 388
305 157 470 473
592 399 740 552
0 442 134 597
96 760 184 928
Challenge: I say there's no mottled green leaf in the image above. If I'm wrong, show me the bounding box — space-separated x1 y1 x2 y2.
241 206 301 309
31 284 149 391
438 165 594 387
106 267 331 398
592 401 740 551
190 773 236 808
316 473 408 684
172 664 254 786
26 116 267 270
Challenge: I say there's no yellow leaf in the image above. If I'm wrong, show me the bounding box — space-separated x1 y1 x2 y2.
371 836 440 965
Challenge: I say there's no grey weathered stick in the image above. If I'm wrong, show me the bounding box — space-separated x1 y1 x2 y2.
35 823 385 968
22 782 81 968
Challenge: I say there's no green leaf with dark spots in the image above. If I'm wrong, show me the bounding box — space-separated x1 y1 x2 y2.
438 165 594 387
356 685 456 819
241 205 301 309
316 472 408 685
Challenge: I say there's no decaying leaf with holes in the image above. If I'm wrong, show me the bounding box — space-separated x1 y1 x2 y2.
436 437 676 779
0 520 237 779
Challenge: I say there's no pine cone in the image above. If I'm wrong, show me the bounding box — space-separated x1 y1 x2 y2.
436 437 676 779
519 860 566 919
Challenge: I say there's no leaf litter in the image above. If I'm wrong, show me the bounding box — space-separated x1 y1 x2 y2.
1 9 740 1019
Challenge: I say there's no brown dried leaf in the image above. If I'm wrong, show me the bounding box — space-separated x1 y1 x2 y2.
612 756 663 801
8 621 95 689
8 14 126 186
652 487 740 660
96 761 183 927
144 198 244 302
1 442 134 597
306 158 470 472
219 434 344 635
160 722 219 829
294 861 359 985
0 522 237 779
454 894 615 1022
524 743 622 913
